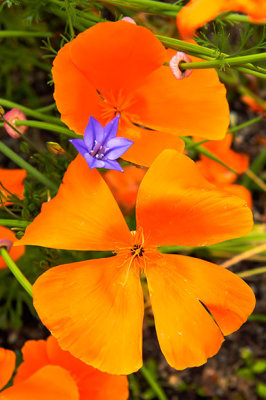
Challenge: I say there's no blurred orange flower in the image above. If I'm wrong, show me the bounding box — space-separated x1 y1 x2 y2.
0 169 26 206
103 165 147 214
0 348 16 390
195 134 252 207
52 20 229 166
16 152 254 374
241 95 266 116
0 226 25 270
177 0 266 39
0 336 128 400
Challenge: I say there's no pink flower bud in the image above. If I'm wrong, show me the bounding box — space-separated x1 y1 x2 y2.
169 52 192 80
3 108 28 139
122 17 136 24
0 239 13 253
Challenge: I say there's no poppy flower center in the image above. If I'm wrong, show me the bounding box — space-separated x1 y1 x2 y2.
130 243 145 258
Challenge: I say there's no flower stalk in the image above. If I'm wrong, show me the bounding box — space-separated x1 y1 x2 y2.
0 247 33 297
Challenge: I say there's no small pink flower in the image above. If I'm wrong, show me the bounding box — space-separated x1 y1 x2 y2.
3 108 28 139
170 52 193 80
122 16 136 24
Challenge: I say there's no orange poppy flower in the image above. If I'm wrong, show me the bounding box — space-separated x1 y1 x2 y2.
0 336 128 400
16 151 254 374
177 0 266 39
103 165 147 214
0 226 25 269
0 169 26 206
0 348 16 390
52 20 229 166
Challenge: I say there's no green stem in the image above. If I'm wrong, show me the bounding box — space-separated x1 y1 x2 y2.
140 365 167 400
238 266 266 278
0 31 53 38
35 103 57 113
242 148 266 189
0 141 58 191
65 0 75 38
0 247 33 297
14 120 80 138
182 137 237 174
0 98 63 125
0 219 30 228
180 53 266 71
228 116 263 133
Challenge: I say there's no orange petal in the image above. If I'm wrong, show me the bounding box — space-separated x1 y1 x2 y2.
121 124 185 167
161 254 254 336
45 336 129 400
197 134 249 185
14 340 49 384
129 61 229 140
0 227 25 270
69 21 165 102
0 169 26 206
146 254 224 370
15 336 129 400
136 150 253 247
16 155 131 251
33 255 144 375
177 0 233 38
0 348 15 390
221 184 252 209
52 40 101 135
103 165 147 215
177 0 266 39
0 366 79 400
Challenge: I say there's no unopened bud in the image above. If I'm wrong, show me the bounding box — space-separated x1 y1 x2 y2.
0 239 13 253
169 52 192 80
3 108 28 139
122 17 136 24
47 142 66 154
0 106 5 115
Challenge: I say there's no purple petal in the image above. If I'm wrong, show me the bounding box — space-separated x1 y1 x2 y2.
103 159 124 172
84 153 105 169
84 116 104 150
102 115 120 145
69 139 88 157
104 137 133 160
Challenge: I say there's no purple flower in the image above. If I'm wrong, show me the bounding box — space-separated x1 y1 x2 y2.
69 116 133 172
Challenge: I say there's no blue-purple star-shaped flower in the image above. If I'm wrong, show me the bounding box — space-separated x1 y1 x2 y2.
69 115 133 172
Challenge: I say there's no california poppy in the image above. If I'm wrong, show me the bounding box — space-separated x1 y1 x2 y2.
0 348 16 390
0 336 128 400
0 169 26 206
195 134 252 207
52 20 229 166
177 0 266 39
241 95 266 116
103 165 147 214
0 226 25 270
16 150 254 374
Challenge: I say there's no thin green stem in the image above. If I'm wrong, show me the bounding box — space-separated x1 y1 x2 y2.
0 31 53 38
65 0 75 39
182 137 237 174
140 365 167 400
0 141 58 191
228 116 263 133
0 247 33 297
180 53 266 71
0 99 63 125
0 219 30 228
242 148 266 189
238 266 266 279
14 120 80 138
35 103 57 113
1 113 42 153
